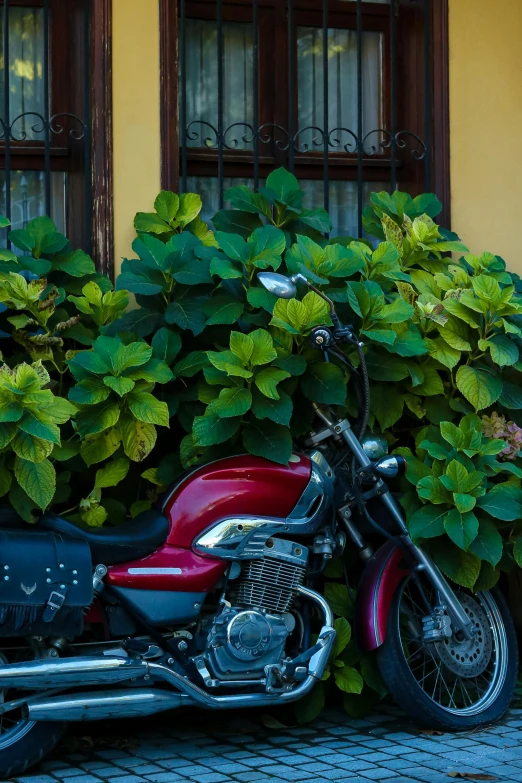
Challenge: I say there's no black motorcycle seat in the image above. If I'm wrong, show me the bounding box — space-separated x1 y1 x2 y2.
38 510 170 566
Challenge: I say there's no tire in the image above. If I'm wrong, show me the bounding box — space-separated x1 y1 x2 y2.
0 644 66 778
0 720 66 779
376 578 518 731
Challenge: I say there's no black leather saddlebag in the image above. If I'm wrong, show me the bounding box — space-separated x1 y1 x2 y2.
0 529 93 638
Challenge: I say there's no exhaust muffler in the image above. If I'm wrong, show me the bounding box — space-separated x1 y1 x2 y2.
28 689 191 721
0 656 147 690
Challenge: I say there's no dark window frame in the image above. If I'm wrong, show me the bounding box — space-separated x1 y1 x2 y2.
0 0 113 275
160 0 450 228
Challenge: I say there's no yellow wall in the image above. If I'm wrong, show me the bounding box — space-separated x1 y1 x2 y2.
112 0 161 274
449 0 522 271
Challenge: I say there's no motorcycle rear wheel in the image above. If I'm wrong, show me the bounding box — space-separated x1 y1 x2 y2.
0 645 65 779
376 577 518 730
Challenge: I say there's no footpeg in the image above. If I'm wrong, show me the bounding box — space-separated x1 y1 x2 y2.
122 638 162 659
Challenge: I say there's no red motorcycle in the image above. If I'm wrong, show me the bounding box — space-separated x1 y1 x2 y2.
0 272 516 778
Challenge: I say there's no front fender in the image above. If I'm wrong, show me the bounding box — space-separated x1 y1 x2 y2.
355 541 410 651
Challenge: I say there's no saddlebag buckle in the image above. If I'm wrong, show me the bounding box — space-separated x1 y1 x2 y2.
42 590 67 623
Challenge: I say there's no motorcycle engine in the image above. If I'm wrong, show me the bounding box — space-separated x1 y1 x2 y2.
202 538 308 683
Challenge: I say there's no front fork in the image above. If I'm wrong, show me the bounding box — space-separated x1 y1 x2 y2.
326 412 474 640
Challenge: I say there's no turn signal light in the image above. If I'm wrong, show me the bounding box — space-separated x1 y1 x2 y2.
373 455 407 479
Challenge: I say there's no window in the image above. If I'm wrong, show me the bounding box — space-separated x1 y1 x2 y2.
0 0 114 272
162 0 450 234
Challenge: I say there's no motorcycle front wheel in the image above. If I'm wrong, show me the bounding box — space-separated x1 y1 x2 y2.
376 577 518 730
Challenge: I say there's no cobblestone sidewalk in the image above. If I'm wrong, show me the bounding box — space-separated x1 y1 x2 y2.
10 704 522 783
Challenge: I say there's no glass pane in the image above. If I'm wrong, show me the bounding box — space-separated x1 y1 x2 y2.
0 171 67 244
300 179 389 239
0 8 45 141
184 20 253 150
297 27 383 152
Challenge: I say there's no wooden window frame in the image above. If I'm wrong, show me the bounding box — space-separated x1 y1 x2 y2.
0 0 113 275
160 0 450 227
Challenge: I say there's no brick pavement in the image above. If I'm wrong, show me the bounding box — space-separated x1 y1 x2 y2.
9 704 522 783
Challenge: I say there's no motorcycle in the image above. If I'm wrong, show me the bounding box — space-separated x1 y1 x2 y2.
0 271 516 778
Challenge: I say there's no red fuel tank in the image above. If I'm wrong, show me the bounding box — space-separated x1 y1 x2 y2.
163 454 311 549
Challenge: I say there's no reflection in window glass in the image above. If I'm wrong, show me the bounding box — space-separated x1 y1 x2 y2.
184 20 253 150
0 171 67 241
298 27 383 152
0 8 45 141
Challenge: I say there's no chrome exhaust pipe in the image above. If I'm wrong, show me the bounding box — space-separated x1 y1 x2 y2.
29 689 191 721
0 656 146 690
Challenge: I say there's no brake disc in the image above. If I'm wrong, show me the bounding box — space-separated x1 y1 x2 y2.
435 593 493 677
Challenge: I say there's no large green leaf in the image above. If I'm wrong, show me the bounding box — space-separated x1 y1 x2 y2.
95 457 130 489
14 456 55 510
230 331 254 364
103 376 135 397
455 366 502 411
499 381 522 409
106 309 163 339
426 337 461 369
151 327 182 365
408 504 446 540
177 193 202 227
334 667 364 695
324 583 353 617
165 286 207 335
128 392 170 426
154 190 179 223
80 427 122 466
120 415 157 461
365 352 409 382
251 389 292 426
265 167 300 203
254 367 290 400
208 387 252 418
193 413 241 446
246 285 277 313
250 329 277 366
484 334 519 367
444 509 478 550
75 401 121 437
430 540 481 589
11 431 54 463
69 378 111 405
477 486 522 521
370 385 404 430
469 516 503 567
174 351 209 378
19 410 60 445
53 249 96 277
212 210 263 239
333 617 352 658
203 293 244 325
242 420 292 465
301 363 346 405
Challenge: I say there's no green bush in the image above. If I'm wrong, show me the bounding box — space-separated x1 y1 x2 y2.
2 169 522 716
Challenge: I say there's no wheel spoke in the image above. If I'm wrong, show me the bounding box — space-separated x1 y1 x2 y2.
397 580 506 717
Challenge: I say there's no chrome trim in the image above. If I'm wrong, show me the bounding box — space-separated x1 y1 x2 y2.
194 517 287 560
29 690 191 722
127 568 182 575
0 656 145 690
